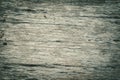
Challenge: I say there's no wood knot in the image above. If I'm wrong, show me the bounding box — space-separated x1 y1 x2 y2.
3 42 7 45
44 15 47 18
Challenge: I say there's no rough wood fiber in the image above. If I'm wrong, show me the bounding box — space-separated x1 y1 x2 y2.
0 0 120 80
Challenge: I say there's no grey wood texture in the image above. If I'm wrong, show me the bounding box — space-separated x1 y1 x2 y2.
0 0 120 80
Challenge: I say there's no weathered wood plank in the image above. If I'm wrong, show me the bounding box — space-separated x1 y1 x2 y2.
0 0 120 80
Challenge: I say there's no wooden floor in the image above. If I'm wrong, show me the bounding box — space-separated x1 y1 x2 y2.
0 0 120 80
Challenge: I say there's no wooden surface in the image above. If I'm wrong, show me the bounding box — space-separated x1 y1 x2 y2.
0 0 120 80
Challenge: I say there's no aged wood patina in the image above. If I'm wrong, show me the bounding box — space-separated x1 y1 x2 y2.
0 0 120 80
